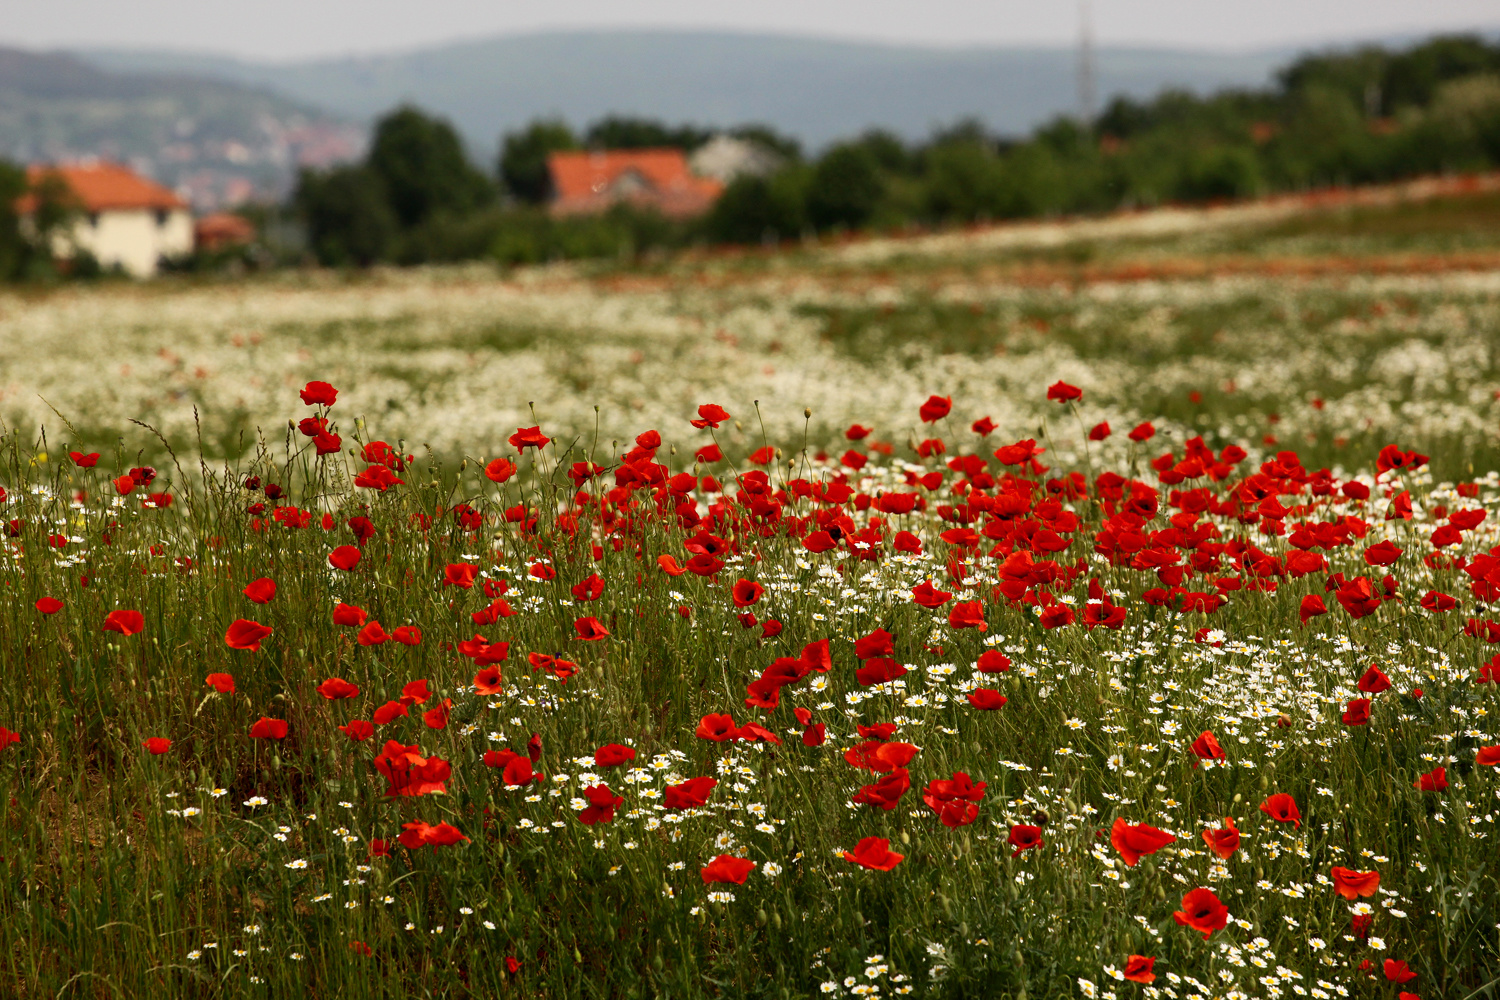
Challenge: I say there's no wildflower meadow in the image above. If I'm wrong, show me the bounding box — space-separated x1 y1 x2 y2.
1 218 1499 999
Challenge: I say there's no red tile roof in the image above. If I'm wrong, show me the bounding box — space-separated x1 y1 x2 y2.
548 149 723 218
17 162 186 214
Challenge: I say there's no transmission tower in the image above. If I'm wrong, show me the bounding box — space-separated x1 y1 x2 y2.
1077 0 1096 126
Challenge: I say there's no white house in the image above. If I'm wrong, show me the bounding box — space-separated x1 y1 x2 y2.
19 163 192 277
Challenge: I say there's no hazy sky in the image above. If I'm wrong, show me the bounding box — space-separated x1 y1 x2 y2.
5 0 1498 61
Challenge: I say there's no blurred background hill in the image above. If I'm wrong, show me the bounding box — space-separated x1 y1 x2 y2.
78 31 1292 154
0 47 362 209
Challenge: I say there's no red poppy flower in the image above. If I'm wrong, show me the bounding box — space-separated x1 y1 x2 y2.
484 458 517 483
595 743 636 767
392 625 421 645
328 545 361 571
1039 604 1075 629
691 403 730 429
249 717 288 740
855 658 908 686
1334 576 1382 618
1330 866 1380 900
968 652 1009 675
375 741 451 797
665 776 717 810
843 836 904 870
1007 824 1044 857
1190 730 1226 762
401 679 431 705
852 768 911 811
1420 590 1457 613
578 783 624 825
299 381 338 406
333 602 368 627
225 618 274 651
994 439 1044 466
204 672 235 694
1259 793 1300 827
423 699 452 730
102 609 145 636
696 713 739 741
1088 421 1111 441
1123 955 1155 984
1477 745 1500 767
143 737 171 755
317 677 360 700
508 426 550 450
35 597 63 615
1173 887 1227 939
372 701 408 725
340 720 374 742
1202 817 1240 859
846 630 893 662
1128 422 1156 442
404 820 467 848
1046 381 1082 403
242 577 276 603
1414 766 1447 791
948 601 987 630
730 578 764 607
1383 960 1417 984
0 727 17 751
1364 540 1403 566
444 563 478 588
1357 663 1392 693
357 620 390 646
701 855 756 884
574 616 611 641
471 665 505 696
1341 698 1372 726
1298 594 1327 624
502 756 537 787
912 580 953 609
919 395 952 423
69 450 100 467
967 687 1008 710
1111 818 1177 866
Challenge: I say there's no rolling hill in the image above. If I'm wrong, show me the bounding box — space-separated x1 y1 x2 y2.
83 30 1292 157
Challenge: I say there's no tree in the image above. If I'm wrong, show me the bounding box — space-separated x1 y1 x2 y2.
367 106 493 230
704 167 809 244
0 162 31 279
806 144 884 231
294 166 397 266
499 119 578 204
584 116 712 151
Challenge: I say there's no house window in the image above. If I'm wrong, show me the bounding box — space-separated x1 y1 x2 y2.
155 209 170 227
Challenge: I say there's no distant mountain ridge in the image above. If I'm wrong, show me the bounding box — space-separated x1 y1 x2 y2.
82 30 1298 157
0 47 362 209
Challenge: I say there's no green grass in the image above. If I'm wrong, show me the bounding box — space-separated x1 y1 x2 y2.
0 381 1498 999
2 207 1500 998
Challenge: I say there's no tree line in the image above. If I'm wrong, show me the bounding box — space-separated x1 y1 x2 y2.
3 33 1500 277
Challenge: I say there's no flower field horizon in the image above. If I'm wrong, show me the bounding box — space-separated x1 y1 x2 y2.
2 237 1500 998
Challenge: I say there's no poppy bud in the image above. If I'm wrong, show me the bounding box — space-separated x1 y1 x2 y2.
1032 810 1049 826
1277 714 1291 728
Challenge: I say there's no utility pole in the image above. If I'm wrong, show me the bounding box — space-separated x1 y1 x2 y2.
1078 0 1096 127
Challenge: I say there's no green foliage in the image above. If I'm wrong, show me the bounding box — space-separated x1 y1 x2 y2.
295 166 398 267
499 119 579 204
367 106 495 230
704 168 810 245
806 143 884 231
583 115 713 151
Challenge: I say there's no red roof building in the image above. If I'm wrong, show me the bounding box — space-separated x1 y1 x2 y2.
15 162 192 277
17 162 187 214
547 149 723 218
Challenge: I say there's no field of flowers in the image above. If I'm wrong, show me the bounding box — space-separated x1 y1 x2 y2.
1 220 1499 998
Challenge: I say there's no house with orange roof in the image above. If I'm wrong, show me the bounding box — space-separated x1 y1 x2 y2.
546 149 723 218
17 162 192 277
